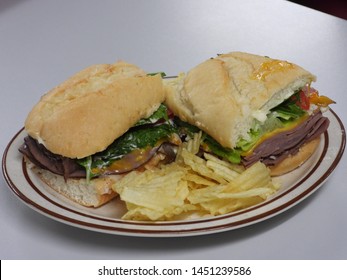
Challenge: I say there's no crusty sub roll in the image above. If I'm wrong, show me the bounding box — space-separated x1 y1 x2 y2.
22 61 166 207
25 61 165 159
27 161 118 207
165 52 316 150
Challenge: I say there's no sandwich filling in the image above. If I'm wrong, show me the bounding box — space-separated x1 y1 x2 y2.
19 104 180 181
173 85 333 168
239 86 332 167
19 87 334 179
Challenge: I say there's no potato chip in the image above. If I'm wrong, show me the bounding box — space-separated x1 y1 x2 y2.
187 184 228 204
113 164 194 221
189 186 274 204
227 162 276 193
204 152 245 173
122 201 197 221
186 131 202 155
184 172 216 187
181 149 227 184
206 160 239 182
199 196 264 215
113 134 280 221
175 131 202 163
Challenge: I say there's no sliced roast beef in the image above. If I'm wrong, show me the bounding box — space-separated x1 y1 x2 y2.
242 110 329 168
19 136 178 180
19 136 86 179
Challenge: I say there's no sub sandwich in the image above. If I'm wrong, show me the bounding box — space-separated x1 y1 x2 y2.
164 52 334 175
19 61 180 207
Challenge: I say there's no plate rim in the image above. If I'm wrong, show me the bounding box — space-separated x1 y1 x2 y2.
2 109 346 237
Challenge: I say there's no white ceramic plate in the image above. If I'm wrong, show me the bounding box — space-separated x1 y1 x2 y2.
2 110 345 237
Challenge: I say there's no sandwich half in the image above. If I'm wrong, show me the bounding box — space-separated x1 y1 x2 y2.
165 52 334 175
19 61 179 206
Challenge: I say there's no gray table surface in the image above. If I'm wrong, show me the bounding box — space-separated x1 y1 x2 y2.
1 0 346 259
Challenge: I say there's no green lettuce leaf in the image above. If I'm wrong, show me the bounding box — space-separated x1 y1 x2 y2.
77 104 176 180
204 135 242 164
271 91 306 121
134 104 169 126
173 117 242 164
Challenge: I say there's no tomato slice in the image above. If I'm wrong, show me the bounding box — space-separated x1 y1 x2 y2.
298 90 310 110
294 86 335 109
291 90 310 110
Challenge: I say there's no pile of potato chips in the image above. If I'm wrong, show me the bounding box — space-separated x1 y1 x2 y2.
113 132 280 221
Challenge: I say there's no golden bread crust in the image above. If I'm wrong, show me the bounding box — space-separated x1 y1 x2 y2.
25 61 165 158
27 160 119 207
165 52 316 149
